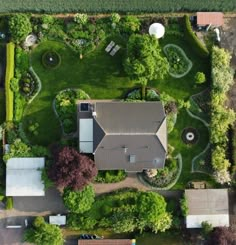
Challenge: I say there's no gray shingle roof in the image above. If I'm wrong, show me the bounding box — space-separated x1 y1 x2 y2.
93 102 167 172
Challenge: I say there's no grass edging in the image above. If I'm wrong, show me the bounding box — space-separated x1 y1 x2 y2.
163 44 192 78
27 66 42 104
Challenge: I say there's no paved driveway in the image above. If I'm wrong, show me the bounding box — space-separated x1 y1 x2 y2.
0 188 66 245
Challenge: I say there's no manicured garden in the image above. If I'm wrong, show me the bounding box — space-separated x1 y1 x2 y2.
18 14 215 189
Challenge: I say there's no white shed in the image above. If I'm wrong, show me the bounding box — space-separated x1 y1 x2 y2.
185 189 229 228
6 158 45 196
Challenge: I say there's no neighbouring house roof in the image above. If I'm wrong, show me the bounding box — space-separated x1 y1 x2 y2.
197 12 224 26
78 240 134 245
78 101 167 172
185 189 229 228
6 158 45 196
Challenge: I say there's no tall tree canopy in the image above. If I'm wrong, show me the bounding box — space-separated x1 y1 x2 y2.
49 146 97 190
8 14 32 43
24 216 63 245
124 34 169 85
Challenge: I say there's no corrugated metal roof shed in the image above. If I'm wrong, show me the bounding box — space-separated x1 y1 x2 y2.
185 189 229 228
6 158 45 196
197 12 224 26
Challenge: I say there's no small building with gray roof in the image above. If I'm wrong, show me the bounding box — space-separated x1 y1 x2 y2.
78 101 167 172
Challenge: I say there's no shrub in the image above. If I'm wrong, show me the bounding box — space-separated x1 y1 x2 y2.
183 15 209 58
63 185 95 213
110 13 121 23
74 13 88 25
180 195 188 216
5 42 15 121
5 196 13 210
201 221 213 238
95 170 127 183
8 14 32 43
120 16 140 34
195 72 206 84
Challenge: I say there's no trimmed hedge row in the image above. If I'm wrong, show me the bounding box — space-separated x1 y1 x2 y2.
0 0 235 13
183 15 209 58
5 42 15 121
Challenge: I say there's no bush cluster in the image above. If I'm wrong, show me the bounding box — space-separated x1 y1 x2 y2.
95 170 127 183
5 42 15 121
211 47 235 183
67 189 172 234
55 89 89 134
183 15 209 58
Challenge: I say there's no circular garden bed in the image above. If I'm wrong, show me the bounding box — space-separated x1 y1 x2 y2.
181 127 199 144
42 50 61 69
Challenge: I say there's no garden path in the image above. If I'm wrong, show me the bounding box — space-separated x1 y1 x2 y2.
93 173 183 199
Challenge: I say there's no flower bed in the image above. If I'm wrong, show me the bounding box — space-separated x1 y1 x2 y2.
163 44 192 78
142 157 178 188
55 89 89 134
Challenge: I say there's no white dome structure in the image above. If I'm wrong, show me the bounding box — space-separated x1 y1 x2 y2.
149 23 165 39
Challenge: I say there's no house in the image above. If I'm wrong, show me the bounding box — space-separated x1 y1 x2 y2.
78 239 136 245
78 101 167 172
6 157 45 196
185 189 229 228
197 12 224 27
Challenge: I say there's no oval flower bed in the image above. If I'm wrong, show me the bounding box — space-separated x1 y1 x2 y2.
54 88 89 134
163 44 192 78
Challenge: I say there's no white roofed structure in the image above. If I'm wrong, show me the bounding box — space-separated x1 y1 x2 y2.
79 118 93 153
6 158 45 196
49 215 66 226
149 23 165 39
185 189 229 228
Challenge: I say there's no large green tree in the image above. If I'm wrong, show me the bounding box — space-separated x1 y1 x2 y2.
63 185 95 213
8 14 32 43
124 34 169 85
24 216 64 245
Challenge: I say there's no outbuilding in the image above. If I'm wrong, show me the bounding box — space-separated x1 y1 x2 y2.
6 158 45 196
185 189 229 228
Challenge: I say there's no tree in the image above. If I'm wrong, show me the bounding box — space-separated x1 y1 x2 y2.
24 216 63 245
49 146 97 190
124 34 169 86
8 14 32 43
63 185 95 213
195 72 206 84
208 227 235 245
137 192 172 233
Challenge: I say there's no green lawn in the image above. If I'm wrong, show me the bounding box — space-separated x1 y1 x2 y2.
23 40 133 145
0 89 5 124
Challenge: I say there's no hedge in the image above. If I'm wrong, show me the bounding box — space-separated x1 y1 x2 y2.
0 0 235 13
183 15 209 58
5 42 15 121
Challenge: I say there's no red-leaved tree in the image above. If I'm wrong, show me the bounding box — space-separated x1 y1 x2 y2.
49 146 97 190
208 227 235 245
